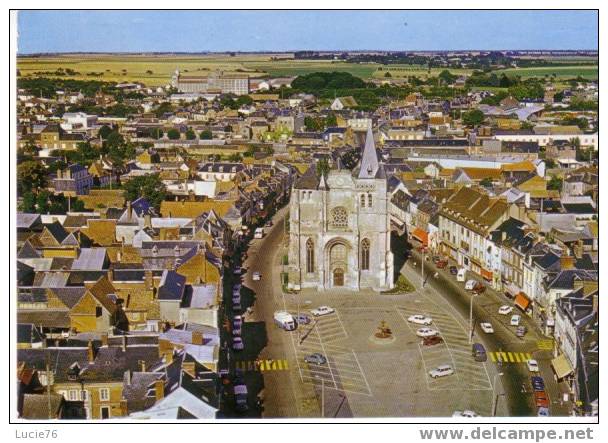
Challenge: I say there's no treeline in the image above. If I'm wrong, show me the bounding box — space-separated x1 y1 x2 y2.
17 77 119 98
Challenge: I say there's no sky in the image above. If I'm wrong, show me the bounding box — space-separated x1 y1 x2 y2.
17 10 598 53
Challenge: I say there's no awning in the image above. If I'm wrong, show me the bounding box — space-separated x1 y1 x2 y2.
481 268 493 281
514 292 531 311
411 228 428 246
551 354 574 380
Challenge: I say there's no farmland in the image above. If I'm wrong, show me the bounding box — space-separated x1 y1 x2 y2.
17 53 598 87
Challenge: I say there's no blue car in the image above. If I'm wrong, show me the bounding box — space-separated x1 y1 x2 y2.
531 376 545 392
296 313 312 325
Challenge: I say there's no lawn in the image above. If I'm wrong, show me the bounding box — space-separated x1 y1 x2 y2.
494 65 598 80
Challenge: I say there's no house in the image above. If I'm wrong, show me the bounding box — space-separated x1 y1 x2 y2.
52 164 94 196
157 270 187 324
330 96 358 111
438 186 510 281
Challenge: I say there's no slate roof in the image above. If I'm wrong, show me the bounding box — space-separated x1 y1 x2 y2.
157 270 187 301
71 248 107 271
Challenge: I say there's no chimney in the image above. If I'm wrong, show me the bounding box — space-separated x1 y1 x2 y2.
164 350 173 364
192 330 204 345
144 214 152 229
121 335 127 352
560 255 575 270
106 270 113 283
139 359 147 372
592 293 598 313
127 200 132 219
574 239 584 258
87 340 95 363
154 379 164 402
101 333 108 347
125 369 132 386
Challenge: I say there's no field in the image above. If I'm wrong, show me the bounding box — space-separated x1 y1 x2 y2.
16 54 598 87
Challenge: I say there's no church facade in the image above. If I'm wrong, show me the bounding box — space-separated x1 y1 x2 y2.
287 127 394 292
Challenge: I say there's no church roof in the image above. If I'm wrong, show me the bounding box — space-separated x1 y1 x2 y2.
357 126 385 179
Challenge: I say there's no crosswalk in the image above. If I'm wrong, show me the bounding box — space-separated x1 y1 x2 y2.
235 359 289 372
489 351 532 364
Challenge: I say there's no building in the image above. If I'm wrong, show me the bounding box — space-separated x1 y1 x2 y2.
171 70 249 95
52 164 94 196
438 186 510 284
287 127 394 291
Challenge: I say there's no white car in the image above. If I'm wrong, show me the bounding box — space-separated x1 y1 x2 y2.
465 279 477 290
233 267 243 275
252 272 261 281
416 327 439 338
527 359 540 372
429 364 454 378
232 337 244 351
311 306 335 317
510 314 521 326
499 305 514 315
407 314 433 325
452 410 479 418
480 322 494 334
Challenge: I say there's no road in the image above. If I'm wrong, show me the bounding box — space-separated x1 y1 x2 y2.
404 237 570 417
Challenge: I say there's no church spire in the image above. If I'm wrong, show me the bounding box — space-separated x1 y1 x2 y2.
358 126 379 179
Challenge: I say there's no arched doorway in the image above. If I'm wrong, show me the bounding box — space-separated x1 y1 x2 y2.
333 268 344 286
327 241 348 288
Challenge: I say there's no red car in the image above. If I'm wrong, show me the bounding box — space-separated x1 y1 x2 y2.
436 260 448 269
422 336 444 346
534 391 550 408
473 282 486 294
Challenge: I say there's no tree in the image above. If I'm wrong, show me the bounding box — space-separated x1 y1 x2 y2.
18 161 47 195
316 158 330 178
98 125 113 141
462 109 485 127
479 177 493 187
438 69 456 85
185 129 196 140
547 175 563 191
199 129 212 140
150 128 164 140
104 131 125 150
384 71 392 78
228 153 243 162
123 174 167 210
167 129 181 140
325 113 337 127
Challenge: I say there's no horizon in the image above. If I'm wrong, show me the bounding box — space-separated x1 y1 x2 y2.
17 10 598 54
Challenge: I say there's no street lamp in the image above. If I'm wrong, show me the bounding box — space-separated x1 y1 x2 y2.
492 372 504 417
469 292 478 344
315 375 325 418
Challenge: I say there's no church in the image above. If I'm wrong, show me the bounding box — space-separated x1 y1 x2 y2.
287 127 394 292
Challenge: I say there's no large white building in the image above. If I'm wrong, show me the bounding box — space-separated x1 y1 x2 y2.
287 127 394 291
171 69 249 95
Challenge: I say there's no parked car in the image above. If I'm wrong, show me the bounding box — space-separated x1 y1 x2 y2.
436 260 448 269
232 337 244 351
472 343 487 362
510 314 521 326
472 282 486 294
449 266 458 275
232 301 242 313
516 325 527 337
452 410 479 418
233 315 243 329
407 314 433 325
480 322 494 334
234 383 248 412
531 376 545 392
233 267 243 275
311 306 335 317
429 364 454 378
534 391 549 408
265 221 273 227
527 359 540 372
537 407 550 417
252 271 261 281
304 353 327 365
465 279 477 290
295 313 312 325
499 305 514 315
422 336 444 346
416 327 439 338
